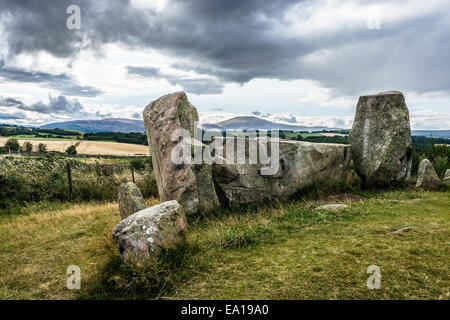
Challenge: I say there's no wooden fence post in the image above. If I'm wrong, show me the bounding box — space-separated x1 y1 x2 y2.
131 165 135 184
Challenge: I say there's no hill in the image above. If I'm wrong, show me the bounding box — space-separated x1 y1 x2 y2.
201 116 340 132
412 130 450 139
6 118 449 136
40 118 145 133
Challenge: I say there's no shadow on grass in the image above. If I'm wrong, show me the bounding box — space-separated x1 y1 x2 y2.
78 218 278 299
78 243 207 300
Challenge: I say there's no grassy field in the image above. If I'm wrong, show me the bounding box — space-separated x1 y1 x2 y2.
0 189 448 300
76 141 149 156
284 132 323 139
0 138 149 156
283 132 348 139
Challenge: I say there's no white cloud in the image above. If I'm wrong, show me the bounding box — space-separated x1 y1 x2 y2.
130 0 170 12
283 0 450 37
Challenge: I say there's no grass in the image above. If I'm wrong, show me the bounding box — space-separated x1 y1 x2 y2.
284 132 324 139
0 190 448 300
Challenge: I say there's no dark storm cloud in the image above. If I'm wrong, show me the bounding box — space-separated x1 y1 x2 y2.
0 111 26 119
0 97 24 108
95 110 113 119
126 66 224 95
0 95 86 115
275 114 297 123
0 58 102 97
0 0 85 58
0 0 450 96
0 0 308 83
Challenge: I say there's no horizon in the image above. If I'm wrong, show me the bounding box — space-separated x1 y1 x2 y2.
3 114 450 133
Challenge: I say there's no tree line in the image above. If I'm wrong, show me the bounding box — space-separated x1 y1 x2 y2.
0 125 79 137
0 138 78 155
83 132 148 145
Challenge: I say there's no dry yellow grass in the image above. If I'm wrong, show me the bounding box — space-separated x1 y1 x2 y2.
0 202 120 299
0 138 149 156
1 191 448 300
0 198 159 300
76 141 149 156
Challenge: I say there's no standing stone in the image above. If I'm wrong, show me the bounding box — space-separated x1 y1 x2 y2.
350 91 412 187
143 92 219 215
118 182 147 219
113 200 187 266
444 169 450 184
416 159 441 189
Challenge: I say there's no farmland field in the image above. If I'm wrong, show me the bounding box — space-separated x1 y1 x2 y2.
76 141 149 156
0 138 149 156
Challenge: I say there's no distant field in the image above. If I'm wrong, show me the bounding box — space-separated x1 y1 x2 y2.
76 141 149 156
284 132 323 139
0 138 149 156
288 133 347 138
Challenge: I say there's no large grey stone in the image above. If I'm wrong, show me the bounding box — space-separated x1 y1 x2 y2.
143 92 219 215
211 138 351 208
350 91 412 187
416 159 441 189
118 182 147 219
444 169 450 184
113 200 187 266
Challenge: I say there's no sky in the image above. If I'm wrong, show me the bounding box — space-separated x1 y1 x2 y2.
0 0 449 130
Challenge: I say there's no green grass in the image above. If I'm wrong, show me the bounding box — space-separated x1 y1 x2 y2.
284 132 324 139
0 190 448 300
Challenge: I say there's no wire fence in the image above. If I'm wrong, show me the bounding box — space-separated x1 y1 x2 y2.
0 156 158 208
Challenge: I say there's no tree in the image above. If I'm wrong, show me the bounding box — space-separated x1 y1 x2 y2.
22 141 33 154
5 138 20 152
38 143 47 154
66 145 77 155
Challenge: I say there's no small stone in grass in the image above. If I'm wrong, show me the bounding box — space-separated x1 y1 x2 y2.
389 227 412 235
315 204 348 210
